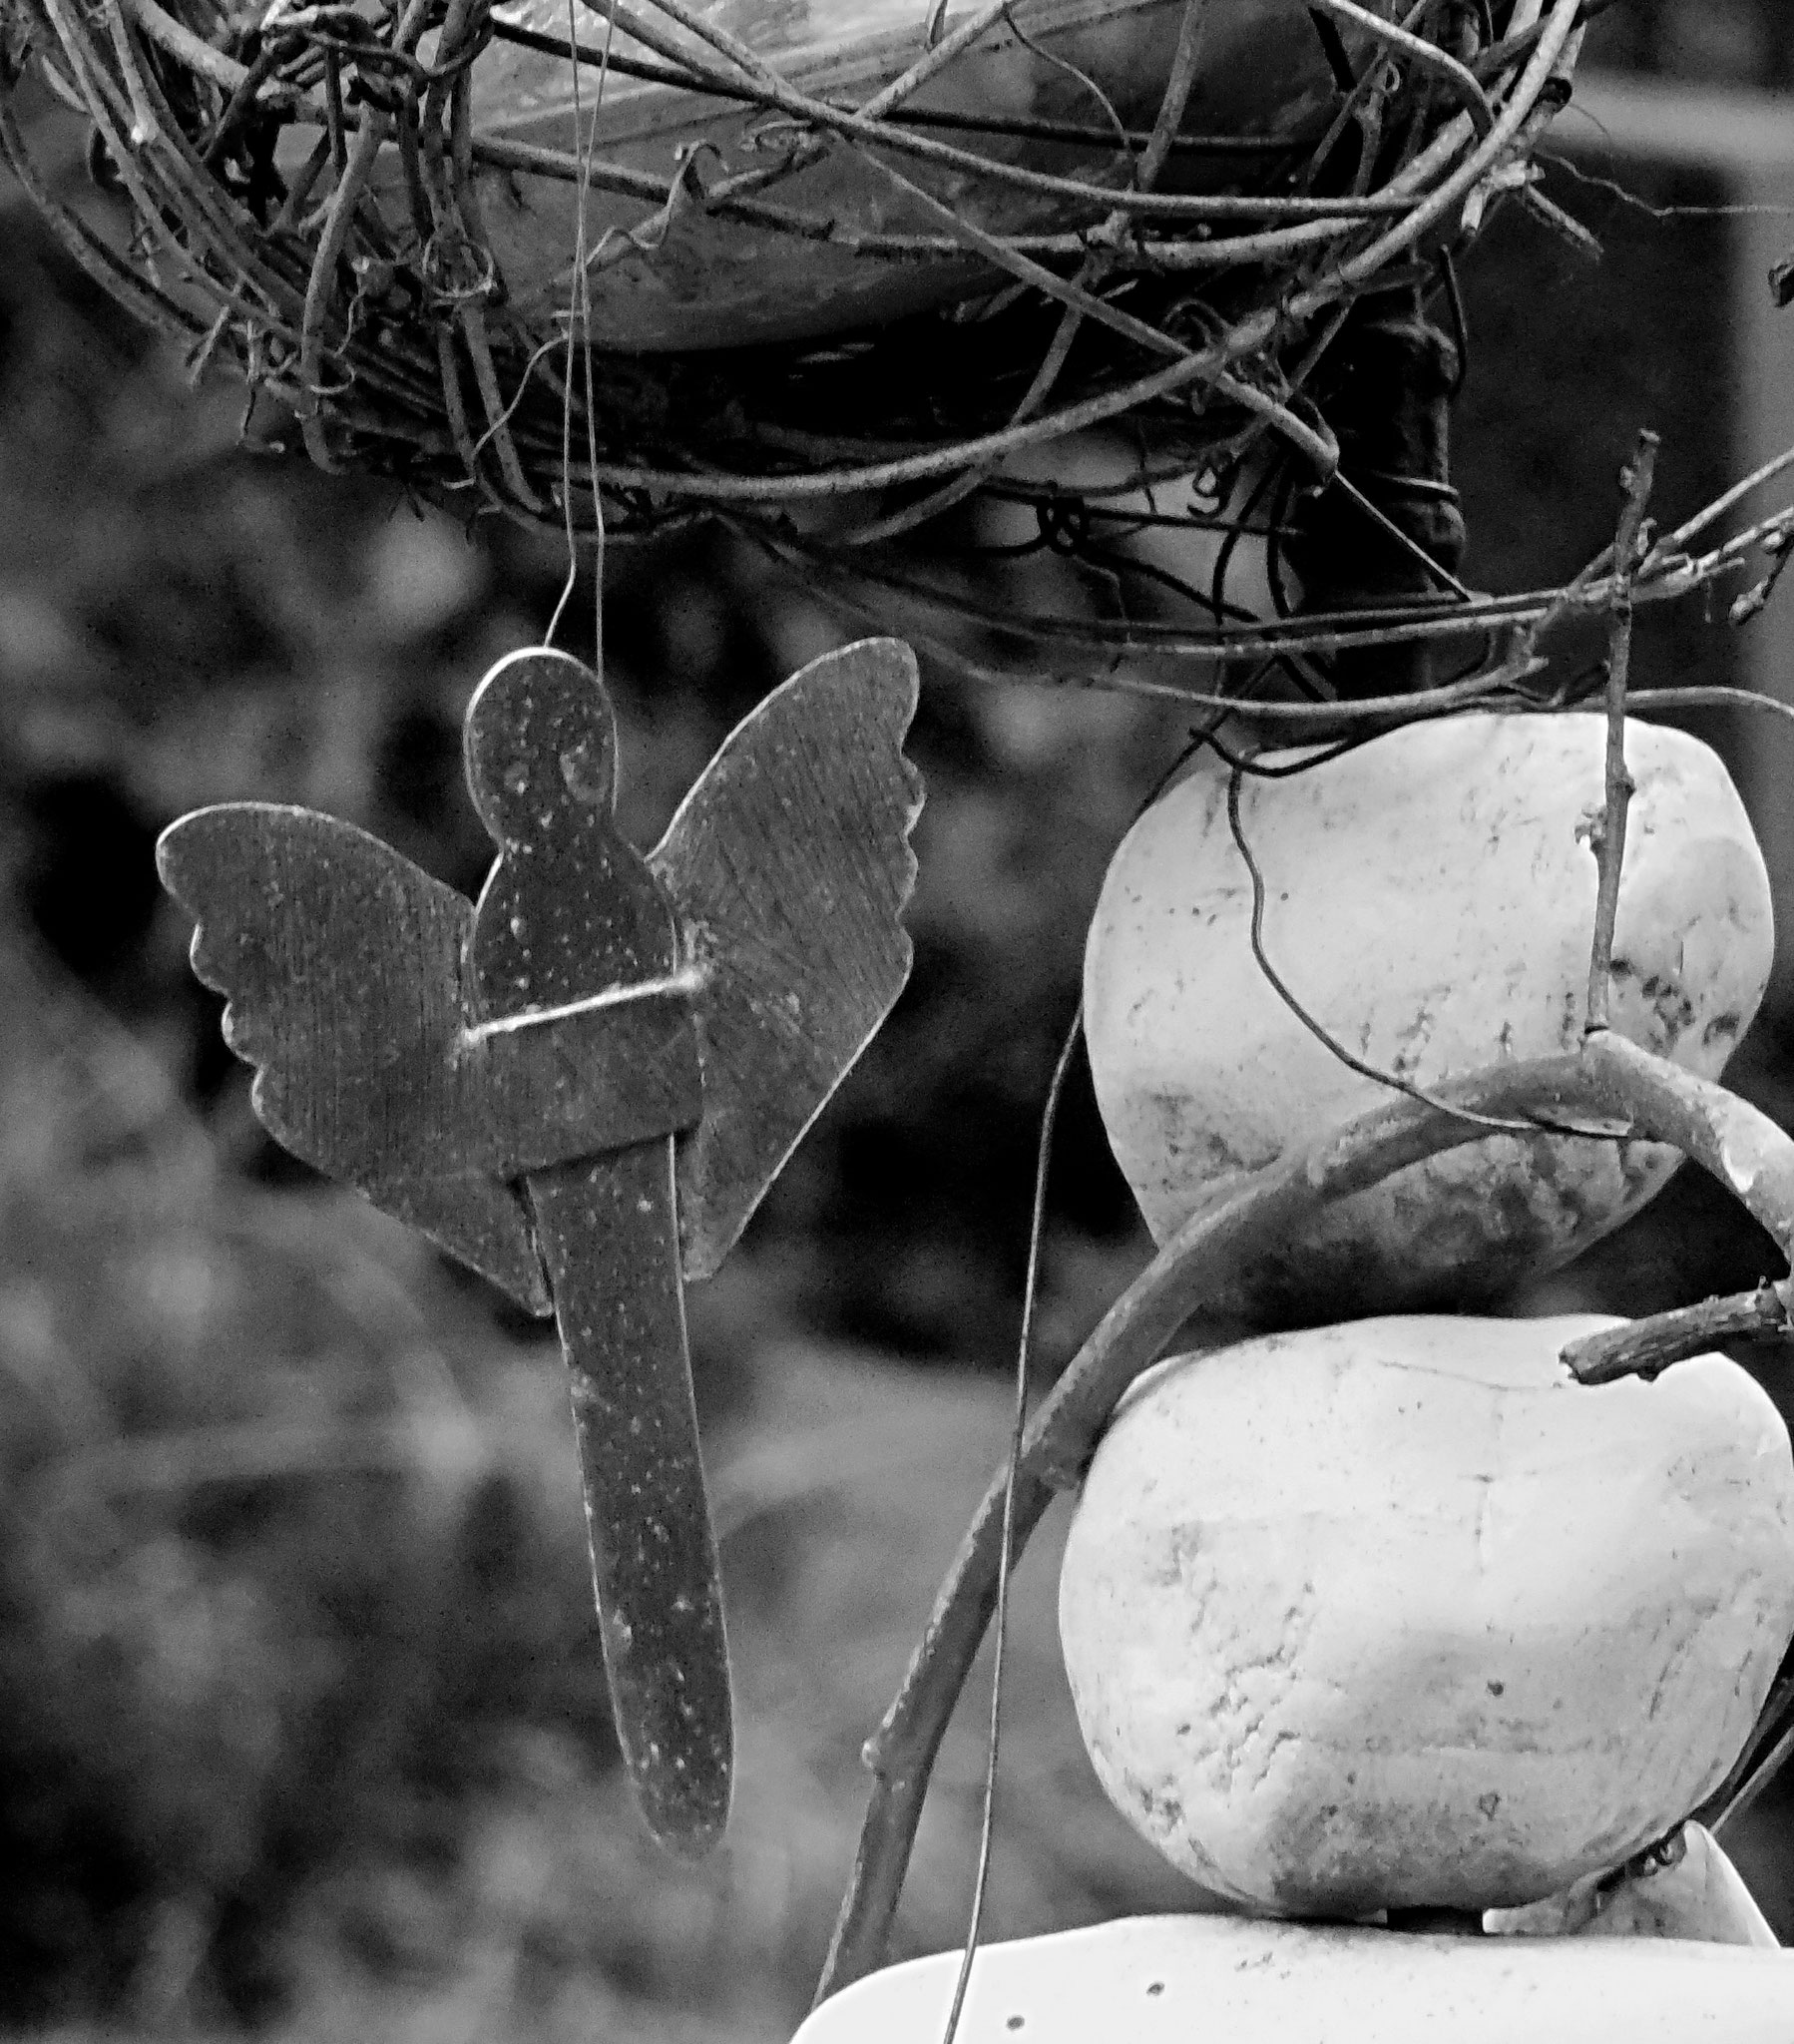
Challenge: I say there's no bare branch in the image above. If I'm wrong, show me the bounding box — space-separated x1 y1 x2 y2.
1575 1030 1794 1252
1583 430 1657 1036
1562 1281 1794 1385
1562 1030 1794 1385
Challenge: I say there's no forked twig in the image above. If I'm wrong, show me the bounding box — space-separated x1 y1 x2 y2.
1582 429 1657 1036
1562 1031 1794 1383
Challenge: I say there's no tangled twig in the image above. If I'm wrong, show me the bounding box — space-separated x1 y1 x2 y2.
0 0 1598 650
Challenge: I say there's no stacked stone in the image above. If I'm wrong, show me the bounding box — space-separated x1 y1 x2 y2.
1064 712 1794 1932
791 713 1794 2041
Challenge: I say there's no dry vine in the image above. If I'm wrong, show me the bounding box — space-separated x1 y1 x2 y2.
12 0 1794 711
1 0 1593 657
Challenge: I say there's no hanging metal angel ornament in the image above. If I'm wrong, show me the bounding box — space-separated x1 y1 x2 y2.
157 637 924 1857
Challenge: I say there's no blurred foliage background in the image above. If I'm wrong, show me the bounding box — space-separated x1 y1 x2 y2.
4 1 1794 2037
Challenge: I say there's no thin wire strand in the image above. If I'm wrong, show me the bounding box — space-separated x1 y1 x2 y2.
936 693 1251 2043
546 0 598 646
1219 751 1626 1143
1718 1723 1794 1834
543 0 615 656
1538 148 1794 225
1709 1668 1794 1835
935 1004 1082 2044
1330 470 1477 602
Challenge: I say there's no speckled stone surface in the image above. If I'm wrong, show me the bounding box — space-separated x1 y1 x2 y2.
794 1914 1794 2043
1083 713 1775 1318
1058 1316 1794 1916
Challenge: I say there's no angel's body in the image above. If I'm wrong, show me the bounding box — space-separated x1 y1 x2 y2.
157 639 923 1853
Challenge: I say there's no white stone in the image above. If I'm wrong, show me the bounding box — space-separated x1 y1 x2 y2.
1057 1316 1794 1916
1083 713 1775 1314
792 1916 1794 2043
1487 1822 1778 1946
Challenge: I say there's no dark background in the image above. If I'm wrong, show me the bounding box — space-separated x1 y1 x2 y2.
3 3 1794 2036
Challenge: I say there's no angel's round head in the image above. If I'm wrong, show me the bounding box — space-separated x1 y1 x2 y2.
463 648 618 845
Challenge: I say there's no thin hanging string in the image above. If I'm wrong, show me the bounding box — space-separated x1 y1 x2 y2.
935 708 1248 2044
546 0 614 659
938 692 1612 2044
934 1005 1082 2044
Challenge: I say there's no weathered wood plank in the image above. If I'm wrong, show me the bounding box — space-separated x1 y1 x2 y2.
157 801 552 1313
655 638 923 1276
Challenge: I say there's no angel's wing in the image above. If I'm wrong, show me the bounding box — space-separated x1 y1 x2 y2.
157 804 551 1314
651 639 923 1278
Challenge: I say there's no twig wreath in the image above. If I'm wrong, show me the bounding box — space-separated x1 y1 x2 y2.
9 0 1793 702
2 0 1606 666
